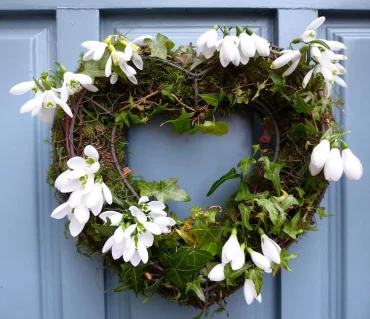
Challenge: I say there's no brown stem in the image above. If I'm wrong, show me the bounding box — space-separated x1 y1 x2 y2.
118 89 161 112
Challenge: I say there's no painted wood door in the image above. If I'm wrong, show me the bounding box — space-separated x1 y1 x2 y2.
0 3 369 319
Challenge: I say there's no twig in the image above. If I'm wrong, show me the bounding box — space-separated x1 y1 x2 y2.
118 89 161 112
172 94 195 112
194 78 199 108
110 125 140 200
85 98 115 117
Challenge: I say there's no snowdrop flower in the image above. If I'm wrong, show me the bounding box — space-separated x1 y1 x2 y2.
305 16 326 33
208 263 226 281
260 231 281 264
324 40 347 51
251 33 270 57
197 26 218 59
310 139 331 171
247 247 272 273
131 35 155 47
19 89 72 121
216 35 240 67
221 229 242 265
85 180 113 215
342 148 363 180
105 49 139 84
9 80 38 95
81 41 108 61
244 279 262 305
238 31 256 65
324 146 344 181
271 47 307 76
297 17 325 43
51 201 90 237
60 72 98 102
100 210 123 226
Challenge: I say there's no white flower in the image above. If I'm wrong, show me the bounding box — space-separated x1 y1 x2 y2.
324 147 344 181
323 40 347 51
261 234 281 264
19 89 72 121
310 139 331 170
342 148 363 180
251 33 270 57
300 30 316 43
105 50 139 84
305 16 325 34
271 50 301 76
81 41 108 61
9 80 38 95
51 201 90 237
238 32 256 65
85 181 113 215
100 210 123 226
244 279 262 305
221 231 245 270
247 248 272 273
60 72 98 102
216 35 240 67
197 28 218 59
208 263 226 281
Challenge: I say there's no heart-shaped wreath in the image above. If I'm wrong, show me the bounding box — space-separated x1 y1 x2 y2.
10 16 362 317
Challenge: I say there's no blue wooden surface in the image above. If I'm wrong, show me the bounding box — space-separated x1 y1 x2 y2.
0 5 369 319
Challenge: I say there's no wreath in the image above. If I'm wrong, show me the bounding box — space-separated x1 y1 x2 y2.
10 16 363 317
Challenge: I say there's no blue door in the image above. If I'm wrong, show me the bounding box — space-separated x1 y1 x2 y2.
1 3 369 319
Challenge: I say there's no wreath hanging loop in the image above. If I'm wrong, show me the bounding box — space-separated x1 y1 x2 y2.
10 15 363 316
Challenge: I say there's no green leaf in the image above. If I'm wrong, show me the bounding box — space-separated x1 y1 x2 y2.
115 112 146 129
279 194 300 211
199 93 220 107
238 203 254 230
248 268 264 295
259 156 284 196
131 265 145 293
280 249 298 272
252 79 267 100
137 177 191 203
161 108 194 134
199 121 228 136
186 279 205 302
295 187 305 198
200 241 222 256
237 156 256 175
82 60 105 78
224 263 252 286
283 212 301 239
269 71 286 93
161 248 213 286
257 198 286 229
206 167 241 196
144 277 164 295
113 283 133 292
145 38 168 60
291 119 319 136
317 206 329 220
293 93 314 113
191 218 224 246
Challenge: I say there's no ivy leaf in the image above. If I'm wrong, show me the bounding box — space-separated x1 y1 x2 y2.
82 60 105 78
279 194 300 211
257 198 286 229
224 263 252 286
186 279 205 302
293 93 314 113
291 119 319 136
238 203 254 230
191 218 224 246
137 177 191 203
199 93 220 107
269 71 286 93
206 168 241 196
280 249 298 272
115 112 146 129
199 121 228 136
248 268 264 295
145 38 167 60
252 79 267 100
237 156 256 175
259 156 284 196
295 187 305 198
200 241 222 256
144 277 164 295
283 212 301 239
317 206 329 220
161 108 194 133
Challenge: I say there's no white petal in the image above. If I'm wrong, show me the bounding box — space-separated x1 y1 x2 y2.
251 251 271 271
123 237 136 262
93 43 107 61
83 48 95 61
197 30 210 48
300 30 316 43
137 241 149 264
305 17 325 31
208 263 225 281
309 161 323 176
101 183 112 204
102 236 115 253
73 73 93 85
38 108 56 123
67 157 86 170
207 29 218 48
244 279 257 305
10 81 35 95
343 149 363 180
261 234 281 264
112 242 124 260
81 41 101 49
69 217 85 237
84 145 99 161
283 55 300 76
87 162 100 174
139 196 149 204
302 68 314 88
60 179 81 193
131 35 155 47
54 95 73 118
135 208 147 224
132 52 143 70
55 170 71 190
86 183 103 208
110 73 118 84
74 207 90 224
148 201 165 212
334 76 347 87
69 189 83 208
271 51 300 69
324 40 347 51
324 148 344 182
138 231 154 247
90 195 104 216
143 222 161 235
20 94 44 114
82 84 99 92
114 226 125 244
231 247 245 270
127 76 138 84
120 61 136 77
311 140 331 168
51 202 71 219
256 294 262 303
99 211 122 226
105 54 112 77
239 33 256 57
123 224 137 238
130 251 141 267
226 234 239 261
202 44 216 59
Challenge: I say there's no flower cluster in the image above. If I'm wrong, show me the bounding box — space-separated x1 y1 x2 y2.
51 145 112 237
197 25 270 67
100 196 176 266
270 16 347 95
10 65 97 123
309 139 363 181
81 35 153 85
208 229 281 305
